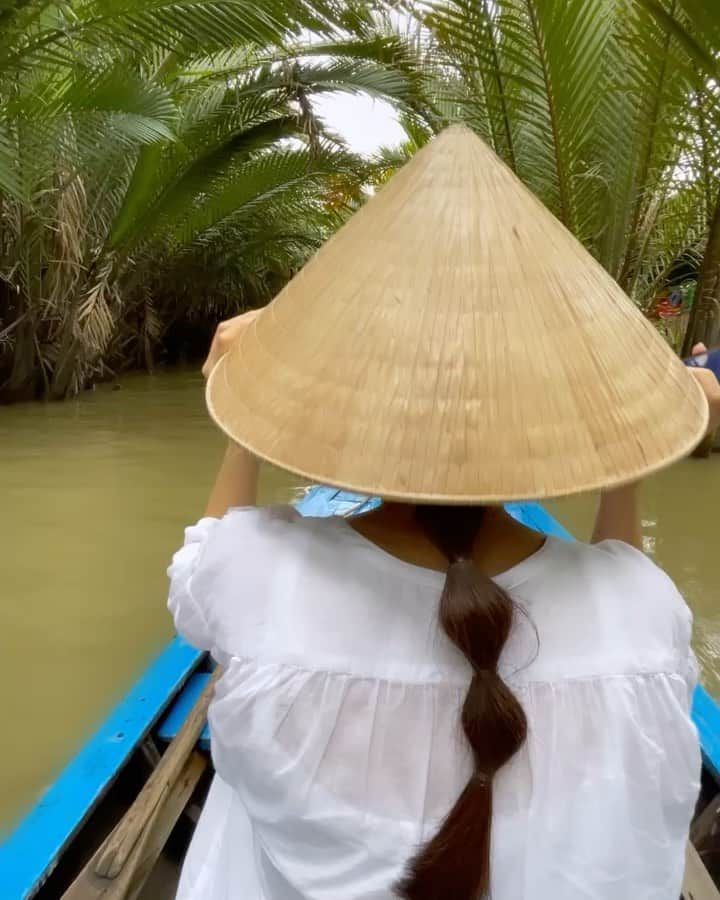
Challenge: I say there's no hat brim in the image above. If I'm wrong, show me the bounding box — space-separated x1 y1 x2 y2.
206 349 710 504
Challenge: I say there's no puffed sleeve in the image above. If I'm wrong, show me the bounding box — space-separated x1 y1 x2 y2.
594 538 698 699
167 517 220 651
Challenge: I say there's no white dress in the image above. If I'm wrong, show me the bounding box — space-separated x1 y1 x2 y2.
167 506 700 900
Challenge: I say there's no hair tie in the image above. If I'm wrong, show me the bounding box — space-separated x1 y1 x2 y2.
450 554 470 566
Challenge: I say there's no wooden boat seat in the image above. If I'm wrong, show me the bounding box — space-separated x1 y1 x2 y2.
158 672 211 751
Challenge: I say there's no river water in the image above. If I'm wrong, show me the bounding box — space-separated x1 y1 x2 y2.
2 368 720 829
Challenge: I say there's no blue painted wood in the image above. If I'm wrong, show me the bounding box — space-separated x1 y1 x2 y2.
295 487 381 519
0 637 203 900
505 501 573 540
157 672 211 751
693 685 720 780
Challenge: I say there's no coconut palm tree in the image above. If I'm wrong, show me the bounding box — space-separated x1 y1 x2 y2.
402 0 714 309
643 0 720 352
363 0 717 363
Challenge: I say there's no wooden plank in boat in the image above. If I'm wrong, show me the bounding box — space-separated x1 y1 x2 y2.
0 637 203 900
93 668 219 880
683 842 720 900
61 751 206 900
62 670 218 898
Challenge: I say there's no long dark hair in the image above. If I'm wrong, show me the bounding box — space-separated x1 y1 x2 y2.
395 505 528 900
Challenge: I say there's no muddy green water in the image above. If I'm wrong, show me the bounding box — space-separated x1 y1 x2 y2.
1 369 720 830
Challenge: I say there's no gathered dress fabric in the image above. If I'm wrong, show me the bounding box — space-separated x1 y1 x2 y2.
167 506 700 900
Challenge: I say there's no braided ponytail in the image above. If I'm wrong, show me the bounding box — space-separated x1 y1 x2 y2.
395 506 528 900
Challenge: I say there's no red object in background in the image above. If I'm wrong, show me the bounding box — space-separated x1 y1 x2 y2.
652 290 683 319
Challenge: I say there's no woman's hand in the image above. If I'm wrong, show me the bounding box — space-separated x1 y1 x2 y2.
202 310 261 380
688 343 720 433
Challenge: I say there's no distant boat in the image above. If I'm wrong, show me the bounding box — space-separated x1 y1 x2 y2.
1 487 718 899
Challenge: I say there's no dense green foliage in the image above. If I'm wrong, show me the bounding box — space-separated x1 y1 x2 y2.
0 1 424 399
1 0 720 400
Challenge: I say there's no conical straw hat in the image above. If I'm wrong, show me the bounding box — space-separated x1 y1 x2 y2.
207 125 708 503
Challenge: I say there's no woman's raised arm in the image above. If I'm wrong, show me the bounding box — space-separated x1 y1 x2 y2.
202 312 261 517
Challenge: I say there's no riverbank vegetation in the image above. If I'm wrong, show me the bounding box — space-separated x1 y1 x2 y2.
1 1 720 401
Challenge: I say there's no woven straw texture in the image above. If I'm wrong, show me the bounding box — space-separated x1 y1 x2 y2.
207 125 708 502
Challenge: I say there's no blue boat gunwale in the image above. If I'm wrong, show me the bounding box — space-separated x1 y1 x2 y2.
2 487 719 900
0 637 204 900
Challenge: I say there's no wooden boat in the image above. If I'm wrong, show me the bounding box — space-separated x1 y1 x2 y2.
1 487 719 900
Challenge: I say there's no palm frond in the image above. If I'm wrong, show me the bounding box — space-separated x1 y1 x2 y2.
2 1 295 73
55 67 179 140
638 0 719 79
110 114 304 251
170 141 359 247
0 120 22 200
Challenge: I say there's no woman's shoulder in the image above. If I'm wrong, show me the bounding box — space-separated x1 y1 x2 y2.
170 505 364 610
196 504 324 551
220 502 301 531
215 503 344 537
572 537 686 610
542 535 683 603
518 536 694 682
169 507 447 674
167 505 320 651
